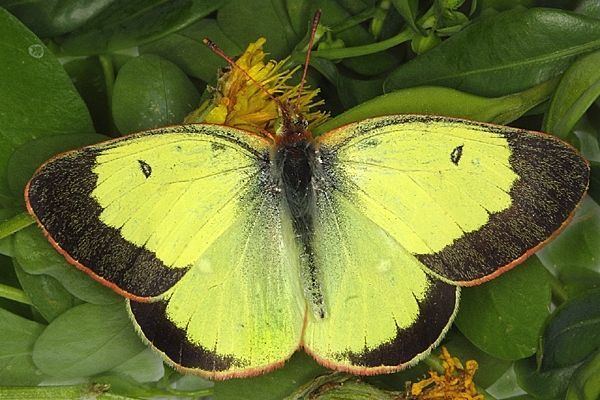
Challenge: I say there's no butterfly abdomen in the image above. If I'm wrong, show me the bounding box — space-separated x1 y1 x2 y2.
274 139 328 319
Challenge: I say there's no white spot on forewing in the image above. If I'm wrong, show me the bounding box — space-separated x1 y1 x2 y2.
377 259 391 273
196 259 213 274
28 44 44 58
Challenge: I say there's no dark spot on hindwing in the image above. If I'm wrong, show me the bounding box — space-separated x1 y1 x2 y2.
450 145 463 165
138 159 152 178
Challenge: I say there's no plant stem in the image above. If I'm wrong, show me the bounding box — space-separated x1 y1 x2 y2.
330 7 376 34
99 54 115 102
548 270 569 305
311 28 412 59
0 383 135 399
423 354 444 373
0 212 34 240
165 387 213 397
0 283 32 305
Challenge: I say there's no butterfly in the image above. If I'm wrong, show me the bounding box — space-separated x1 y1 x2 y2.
24 13 589 380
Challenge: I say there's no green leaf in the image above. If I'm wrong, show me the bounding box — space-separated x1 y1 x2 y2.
454 257 552 360
140 18 243 83
7 134 107 200
110 348 165 383
314 80 556 134
544 50 600 138
213 352 326 400
32 302 145 378
539 289 600 370
391 0 422 33
112 54 201 134
0 255 32 317
575 0 600 19
14 226 119 305
218 0 297 60
565 349 600 400
13 261 76 322
0 307 46 385
63 57 112 134
514 357 580 400
0 8 94 199
336 76 385 109
538 197 600 295
384 8 600 97
59 0 225 56
0 0 115 37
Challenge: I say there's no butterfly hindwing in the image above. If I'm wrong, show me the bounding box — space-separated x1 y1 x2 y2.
129 185 305 379
316 115 589 285
302 187 459 373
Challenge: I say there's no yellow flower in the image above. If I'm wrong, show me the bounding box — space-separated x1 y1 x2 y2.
185 38 327 137
410 347 484 400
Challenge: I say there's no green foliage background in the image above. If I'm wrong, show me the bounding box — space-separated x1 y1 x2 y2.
0 0 599 399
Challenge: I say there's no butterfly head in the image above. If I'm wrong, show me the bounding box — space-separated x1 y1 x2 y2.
275 102 311 143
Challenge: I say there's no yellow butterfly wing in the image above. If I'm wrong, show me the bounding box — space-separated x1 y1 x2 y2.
26 124 305 378
316 115 589 285
301 115 588 372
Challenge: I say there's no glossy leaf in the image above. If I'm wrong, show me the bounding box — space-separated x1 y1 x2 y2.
565 350 600 400
515 357 580 400
391 0 421 33
110 348 165 383
59 0 224 55
218 0 296 60
213 352 326 400
384 8 600 97
544 50 600 138
7 134 107 200
14 261 76 322
32 302 145 378
539 289 600 370
112 54 201 134
140 18 243 83
314 79 556 134
476 0 533 12
0 0 115 37
0 308 46 385
63 57 112 134
0 9 94 199
14 226 119 305
538 197 600 295
455 257 552 360
575 0 600 19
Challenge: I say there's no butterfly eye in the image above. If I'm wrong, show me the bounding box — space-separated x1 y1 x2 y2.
450 145 464 165
137 160 152 178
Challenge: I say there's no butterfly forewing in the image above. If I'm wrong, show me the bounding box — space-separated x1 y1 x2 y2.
316 115 589 285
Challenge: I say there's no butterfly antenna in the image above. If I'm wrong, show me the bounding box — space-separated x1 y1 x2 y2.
295 9 322 112
203 38 286 111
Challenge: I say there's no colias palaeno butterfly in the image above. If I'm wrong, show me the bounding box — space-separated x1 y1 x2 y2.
24 13 589 380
